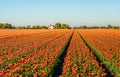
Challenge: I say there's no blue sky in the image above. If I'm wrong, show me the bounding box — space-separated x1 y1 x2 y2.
0 0 120 26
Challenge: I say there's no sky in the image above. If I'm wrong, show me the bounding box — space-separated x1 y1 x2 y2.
0 0 120 27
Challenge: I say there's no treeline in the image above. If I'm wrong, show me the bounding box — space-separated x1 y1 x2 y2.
17 23 70 29
74 24 120 29
17 25 48 29
0 23 50 29
0 22 71 29
0 23 15 29
0 22 120 29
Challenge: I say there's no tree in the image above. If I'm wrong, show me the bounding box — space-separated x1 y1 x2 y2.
8 24 12 29
32 25 39 29
61 24 70 29
100 26 106 29
107 24 112 29
40 26 48 29
0 23 13 29
55 23 61 29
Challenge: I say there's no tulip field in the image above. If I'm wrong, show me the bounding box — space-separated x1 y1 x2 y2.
0 29 120 77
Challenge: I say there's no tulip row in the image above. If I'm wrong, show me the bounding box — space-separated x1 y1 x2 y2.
78 29 120 77
78 30 120 62
0 30 73 76
0 29 119 77
0 30 69 72
0 30 67 60
84 29 120 41
0 30 66 52
60 31 107 77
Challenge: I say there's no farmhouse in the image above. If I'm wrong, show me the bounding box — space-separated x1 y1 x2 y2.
48 25 54 29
